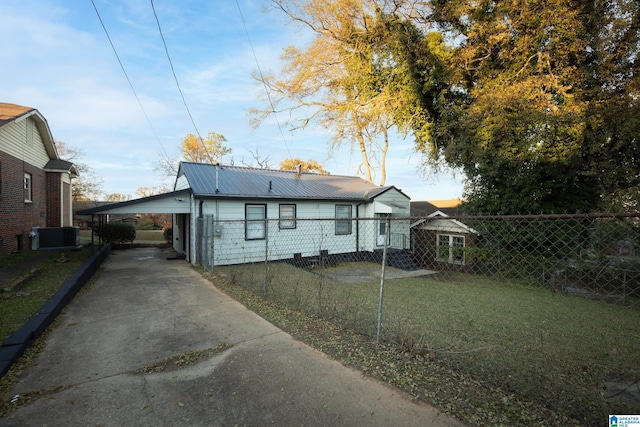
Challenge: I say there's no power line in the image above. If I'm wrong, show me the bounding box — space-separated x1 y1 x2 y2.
235 0 293 161
149 0 214 164
89 0 172 166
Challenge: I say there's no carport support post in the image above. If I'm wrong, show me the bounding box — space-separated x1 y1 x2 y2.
376 216 390 343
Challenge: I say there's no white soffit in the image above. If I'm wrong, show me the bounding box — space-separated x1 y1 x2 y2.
373 201 408 214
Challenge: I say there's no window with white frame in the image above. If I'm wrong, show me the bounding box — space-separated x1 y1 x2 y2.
335 205 352 235
24 173 32 203
245 204 266 240
436 234 465 265
279 204 296 229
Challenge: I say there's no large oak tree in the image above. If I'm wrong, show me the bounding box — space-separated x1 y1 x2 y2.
261 0 639 213
424 0 639 213
252 0 446 185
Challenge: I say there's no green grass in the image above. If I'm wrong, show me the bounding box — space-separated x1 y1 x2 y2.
0 251 41 270
0 248 94 341
79 229 166 244
211 262 640 426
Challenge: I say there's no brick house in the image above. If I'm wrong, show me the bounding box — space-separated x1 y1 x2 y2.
0 103 77 254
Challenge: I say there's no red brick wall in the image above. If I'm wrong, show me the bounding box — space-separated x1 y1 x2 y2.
0 151 47 254
46 172 62 227
62 181 71 226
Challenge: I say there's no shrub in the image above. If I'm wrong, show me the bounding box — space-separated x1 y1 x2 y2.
135 216 155 230
95 223 136 244
163 227 173 243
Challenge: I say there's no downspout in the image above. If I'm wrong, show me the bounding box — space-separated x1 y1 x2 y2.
356 201 366 253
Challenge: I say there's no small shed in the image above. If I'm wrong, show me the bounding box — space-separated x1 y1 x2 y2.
410 201 478 270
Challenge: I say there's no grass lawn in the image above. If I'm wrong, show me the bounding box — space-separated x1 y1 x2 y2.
211 261 640 426
0 247 94 341
79 229 166 244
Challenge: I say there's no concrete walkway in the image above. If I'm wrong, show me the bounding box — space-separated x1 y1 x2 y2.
1 247 464 427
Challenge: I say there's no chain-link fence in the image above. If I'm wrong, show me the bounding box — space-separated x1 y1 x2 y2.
198 212 640 424
413 213 640 305
201 213 640 307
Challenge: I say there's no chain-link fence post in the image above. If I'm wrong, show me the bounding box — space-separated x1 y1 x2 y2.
376 216 390 343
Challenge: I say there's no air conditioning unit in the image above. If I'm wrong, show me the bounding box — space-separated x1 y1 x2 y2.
31 227 80 250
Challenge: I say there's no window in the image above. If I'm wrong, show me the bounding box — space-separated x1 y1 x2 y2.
245 204 266 240
24 173 32 203
279 204 296 229
335 205 352 235
436 234 465 265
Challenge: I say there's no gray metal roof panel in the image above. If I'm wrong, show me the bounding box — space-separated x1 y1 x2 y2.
179 162 387 200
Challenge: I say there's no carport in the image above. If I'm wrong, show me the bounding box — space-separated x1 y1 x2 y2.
76 189 193 260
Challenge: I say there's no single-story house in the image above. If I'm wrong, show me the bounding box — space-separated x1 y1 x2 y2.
78 162 411 268
410 200 479 269
0 102 78 254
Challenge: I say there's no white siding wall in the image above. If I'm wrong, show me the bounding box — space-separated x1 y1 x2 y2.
184 191 411 267
360 189 411 251
0 118 51 168
197 199 360 266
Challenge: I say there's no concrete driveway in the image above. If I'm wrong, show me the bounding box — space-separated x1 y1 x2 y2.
1 247 464 427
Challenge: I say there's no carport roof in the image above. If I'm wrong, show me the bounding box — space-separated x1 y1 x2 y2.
76 189 192 215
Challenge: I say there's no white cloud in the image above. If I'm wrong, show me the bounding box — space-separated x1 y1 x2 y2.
0 0 463 200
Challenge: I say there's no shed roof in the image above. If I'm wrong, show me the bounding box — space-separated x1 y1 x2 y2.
177 162 407 201
411 200 462 217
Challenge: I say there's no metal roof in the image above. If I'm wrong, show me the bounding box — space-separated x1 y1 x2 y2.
76 189 191 215
177 162 404 201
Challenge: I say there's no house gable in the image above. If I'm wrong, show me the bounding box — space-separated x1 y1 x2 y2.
0 103 57 169
368 187 411 216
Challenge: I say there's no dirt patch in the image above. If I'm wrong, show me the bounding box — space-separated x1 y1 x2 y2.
309 263 437 284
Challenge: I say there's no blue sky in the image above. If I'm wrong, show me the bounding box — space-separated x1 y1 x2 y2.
0 0 464 201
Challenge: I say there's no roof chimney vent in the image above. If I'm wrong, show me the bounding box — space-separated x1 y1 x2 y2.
295 164 302 177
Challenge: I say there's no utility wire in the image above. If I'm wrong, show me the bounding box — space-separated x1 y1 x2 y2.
235 0 293 161
150 0 214 164
90 0 172 167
